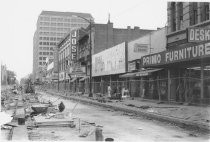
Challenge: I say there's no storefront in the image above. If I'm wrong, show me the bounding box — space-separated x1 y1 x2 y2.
119 27 167 98
142 39 210 104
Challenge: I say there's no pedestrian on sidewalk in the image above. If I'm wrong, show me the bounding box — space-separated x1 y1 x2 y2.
108 85 111 98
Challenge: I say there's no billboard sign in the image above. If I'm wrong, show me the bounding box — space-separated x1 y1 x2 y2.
92 42 126 76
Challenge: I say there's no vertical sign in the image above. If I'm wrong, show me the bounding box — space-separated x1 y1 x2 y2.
71 30 78 61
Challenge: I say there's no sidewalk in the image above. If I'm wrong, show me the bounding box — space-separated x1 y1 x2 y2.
39 89 210 132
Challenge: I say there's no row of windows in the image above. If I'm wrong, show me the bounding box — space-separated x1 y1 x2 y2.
39 52 54 55
40 27 71 31
169 2 210 32
39 37 63 41
40 16 89 23
59 47 70 61
59 60 69 72
39 62 47 65
39 32 67 36
39 42 57 46
39 57 47 60
39 47 54 50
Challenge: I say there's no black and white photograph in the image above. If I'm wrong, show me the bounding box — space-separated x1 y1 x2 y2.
1 0 210 141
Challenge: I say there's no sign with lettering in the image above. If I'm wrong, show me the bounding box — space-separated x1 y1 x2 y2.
71 30 78 61
142 42 210 67
69 65 86 75
128 62 136 72
188 28 210 42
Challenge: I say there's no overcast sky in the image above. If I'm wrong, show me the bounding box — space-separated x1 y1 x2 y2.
0 0 168 81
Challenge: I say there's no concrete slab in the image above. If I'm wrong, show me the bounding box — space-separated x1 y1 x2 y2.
12 125 28 140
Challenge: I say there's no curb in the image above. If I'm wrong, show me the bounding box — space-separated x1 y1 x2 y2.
42 90 210 133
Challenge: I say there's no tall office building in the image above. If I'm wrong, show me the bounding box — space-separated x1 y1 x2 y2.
33 11 93 81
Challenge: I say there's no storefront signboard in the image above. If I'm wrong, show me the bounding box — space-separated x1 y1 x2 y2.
128 35 149 61
92 42 126 76
59 72 65 81
128 62 136 72
71 29 78 61
188 28 210 42
142 42 210 67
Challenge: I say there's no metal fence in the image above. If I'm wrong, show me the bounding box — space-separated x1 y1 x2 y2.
39 77 210 105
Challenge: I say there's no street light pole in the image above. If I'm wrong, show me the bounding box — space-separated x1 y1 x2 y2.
72 15 93 97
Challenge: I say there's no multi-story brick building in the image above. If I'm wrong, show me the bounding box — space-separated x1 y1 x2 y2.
33 11 93 81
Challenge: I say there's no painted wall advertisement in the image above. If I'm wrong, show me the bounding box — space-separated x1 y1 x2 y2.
92 42 126 76
142 42 210 67
128 35 149 61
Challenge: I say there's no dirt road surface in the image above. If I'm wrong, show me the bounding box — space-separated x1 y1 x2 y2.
33 92 209 142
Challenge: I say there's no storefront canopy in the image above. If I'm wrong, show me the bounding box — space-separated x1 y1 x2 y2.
70 78 77 82
120 69 162 78
136 68 162 76
119 72 140 78
79 76 89 81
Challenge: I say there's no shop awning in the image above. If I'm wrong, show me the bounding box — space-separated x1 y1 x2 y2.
79 76 89 81
70 78 77 82
136 69 162 76
120 69 162 78
119 72 138 78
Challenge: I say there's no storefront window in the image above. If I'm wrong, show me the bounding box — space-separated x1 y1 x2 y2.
204 66 210 103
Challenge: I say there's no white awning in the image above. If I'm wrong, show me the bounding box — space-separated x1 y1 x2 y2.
119 69 162 78
70 78 77 82
136 69 162 76
79 76 89 81
119 72 138 78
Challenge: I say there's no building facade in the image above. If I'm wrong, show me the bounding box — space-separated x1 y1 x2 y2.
1 64 8 85
33 11 93 82
77 22 154 93
141 2 210 104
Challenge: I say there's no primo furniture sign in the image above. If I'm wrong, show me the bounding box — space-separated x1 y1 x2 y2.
142 42 210 67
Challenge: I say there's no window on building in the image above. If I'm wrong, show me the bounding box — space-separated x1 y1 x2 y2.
39 42 42 45
177 2 183 30
39 57 42 60
50 47 54 50
50 52 53 55
51 23 56 26
39 47 42 50
204 3 209 21
190 2 198 25
43 57 46 60
171 2 176 32
51 17 57 21
39 52 42 55
39 62 42 65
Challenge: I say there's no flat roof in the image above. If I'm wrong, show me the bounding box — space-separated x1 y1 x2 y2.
40 11 93 18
